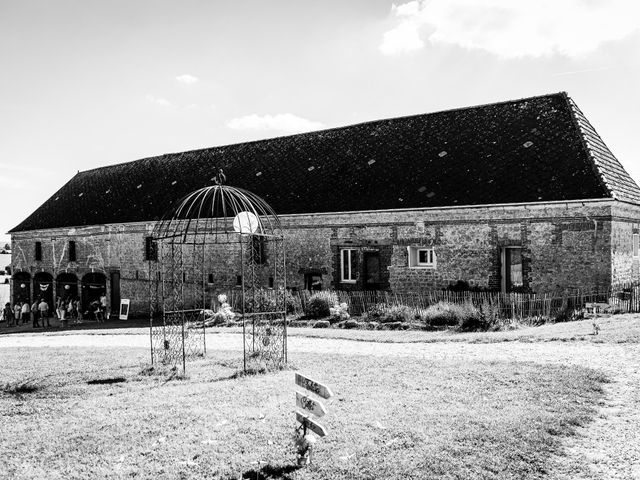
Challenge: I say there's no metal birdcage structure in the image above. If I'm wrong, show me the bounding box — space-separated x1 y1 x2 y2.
148 174 288 373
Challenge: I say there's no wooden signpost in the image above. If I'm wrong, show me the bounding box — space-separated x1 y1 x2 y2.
295 373 334 399
294 373 333 465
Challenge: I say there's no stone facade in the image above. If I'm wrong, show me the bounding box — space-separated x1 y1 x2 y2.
11 199 640 317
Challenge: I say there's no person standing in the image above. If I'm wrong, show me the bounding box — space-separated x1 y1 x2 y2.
99 293 108 322
14 302 21 326
21 301 30 327
31 299 39 327
38 298 50 328
3 303 13 327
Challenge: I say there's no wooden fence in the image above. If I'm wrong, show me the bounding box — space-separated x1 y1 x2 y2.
212 282 640 321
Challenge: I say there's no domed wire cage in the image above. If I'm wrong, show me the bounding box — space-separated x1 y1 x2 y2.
148 179 288 373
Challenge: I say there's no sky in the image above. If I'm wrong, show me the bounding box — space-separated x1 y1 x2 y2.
1 0 639 243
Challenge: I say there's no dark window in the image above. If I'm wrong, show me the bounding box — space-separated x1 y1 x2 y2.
145 237 157 261
236 275 242 286
208 274 214 284
69 241 76 262
35 242 42 261
251 236 267 264
268 277 274 288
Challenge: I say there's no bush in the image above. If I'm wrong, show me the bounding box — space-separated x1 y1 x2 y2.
313 320 330 328
329 302 350 323
420 301 485 330
306 291 339 319
344 319 359 329
364 304 413 323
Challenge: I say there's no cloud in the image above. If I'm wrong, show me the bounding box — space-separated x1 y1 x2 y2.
145 95 172 107
226 113 325 134
176 74 199 84
380 0 640 58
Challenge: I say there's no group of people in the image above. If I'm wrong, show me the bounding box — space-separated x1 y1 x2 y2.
1 293 109 328
2 296 85 328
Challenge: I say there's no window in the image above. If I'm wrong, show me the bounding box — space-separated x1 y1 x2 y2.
35 241 42 261
407 246 436 268
633 232 639 258
340 249 357 282
69 241 76 262
144 236 157 261
208 273 214 284
236 275 242 286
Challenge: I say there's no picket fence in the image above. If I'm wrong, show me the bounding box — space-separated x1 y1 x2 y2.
217 282 640 321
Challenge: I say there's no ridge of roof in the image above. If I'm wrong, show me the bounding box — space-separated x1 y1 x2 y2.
564 94 640 204
77 92 568 176
10 92 620 233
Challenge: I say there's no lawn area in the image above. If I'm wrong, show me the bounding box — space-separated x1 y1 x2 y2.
0 345 608 480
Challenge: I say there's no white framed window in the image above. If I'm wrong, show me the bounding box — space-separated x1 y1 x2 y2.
408 246 436 268
633 232 639 258
340 249 357 283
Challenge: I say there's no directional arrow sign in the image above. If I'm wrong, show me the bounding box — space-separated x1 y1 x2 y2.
295 373 334 400
296 391 327 418
296 411 328 437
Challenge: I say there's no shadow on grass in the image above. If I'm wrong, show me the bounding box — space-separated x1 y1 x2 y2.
240 464 301 480
1 379 40 395
87 377 127 385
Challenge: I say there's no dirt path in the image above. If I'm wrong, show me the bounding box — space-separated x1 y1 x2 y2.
1 330 639 479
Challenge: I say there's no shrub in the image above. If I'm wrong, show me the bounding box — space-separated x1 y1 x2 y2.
344 319 359 329
329 302 350 323
306 291 339 319
364 304 413 323
420 301 485 330
313 320 330 328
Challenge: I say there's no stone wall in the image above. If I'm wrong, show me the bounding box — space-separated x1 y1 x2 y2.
11 199 638 317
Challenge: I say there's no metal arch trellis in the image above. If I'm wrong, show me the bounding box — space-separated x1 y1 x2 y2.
148 179 288 373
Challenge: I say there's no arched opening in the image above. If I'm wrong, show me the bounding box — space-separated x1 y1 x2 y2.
33 272 54 312
56 272 79 303
13 271 31 305
81 272 106 313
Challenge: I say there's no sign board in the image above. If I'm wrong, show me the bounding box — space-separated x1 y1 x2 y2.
119 299 130 320
296 411 328 437
295 373 334 400
296 391 327 418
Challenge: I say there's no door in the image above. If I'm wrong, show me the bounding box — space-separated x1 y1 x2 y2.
110 271 121 320
502 247 523 292
363 252 381 291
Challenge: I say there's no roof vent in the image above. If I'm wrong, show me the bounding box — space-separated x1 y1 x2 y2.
426 192 435 198
308 166 315 172
523 141 534 148
54 197 59 201
398 198 404 202
368 159 376 166
438 151 447 157
78 192 83 197
136 184 143 189
171 181 177 185
256 172 262 176
105 189 111 194
418 186 427 193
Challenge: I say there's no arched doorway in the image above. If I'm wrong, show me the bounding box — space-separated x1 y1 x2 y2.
13 271 31 305
56 272 78 302
81 272 106 313
33 272 54 311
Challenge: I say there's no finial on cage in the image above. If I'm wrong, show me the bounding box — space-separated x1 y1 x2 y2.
214 168 226 186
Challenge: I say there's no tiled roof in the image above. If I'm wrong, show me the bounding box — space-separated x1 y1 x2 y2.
566 97 640 204
10 92 640 233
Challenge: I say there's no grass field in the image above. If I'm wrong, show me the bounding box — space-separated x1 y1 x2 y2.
0 342 608 480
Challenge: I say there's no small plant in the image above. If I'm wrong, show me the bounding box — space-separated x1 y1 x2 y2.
305 291 339 319
329 302 350 323
212 293 236 325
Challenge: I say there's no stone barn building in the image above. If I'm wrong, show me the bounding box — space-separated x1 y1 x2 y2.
9 92 640 317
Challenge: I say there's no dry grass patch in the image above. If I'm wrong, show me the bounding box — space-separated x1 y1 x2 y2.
0 346 607 479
